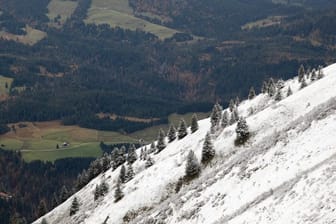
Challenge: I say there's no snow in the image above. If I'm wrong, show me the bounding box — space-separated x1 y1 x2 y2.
34 63 336 224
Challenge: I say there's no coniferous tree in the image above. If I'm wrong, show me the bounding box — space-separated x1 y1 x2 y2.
37 200 47 218
235 96 240 106
100 180 109 196
101 153 110 172
286 86 293 97
275 88 282 101
127 144 138 164
148 142 156 153
267 78 276 97
94 184 100 201
60 185 69 203
298 64 305 82
51 193 59 208
69 197 79 216
261 81 268 94
317 66 324 79
229 99 235 112
248 87 256 100
145 156 154 168
300 77 307 89
41 218 48 224
185 150 201 179
119 165 126 183
210 103 222 132
229 111 236 125
126 163 135 182
201 133 215 164
156 129 166 153
310 68 317 81
235 117 250 145
306 66 311 79
177 119 188 139
167 124 177 142
114 179 124 202
233 107 239 122
221 110 229 128
190 113 199 133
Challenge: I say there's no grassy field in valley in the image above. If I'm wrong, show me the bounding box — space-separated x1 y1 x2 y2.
47 0 78 27
85 0 179 39
0 25 46 45
0 112 210 162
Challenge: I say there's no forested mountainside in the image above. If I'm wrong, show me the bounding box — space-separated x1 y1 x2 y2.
0 149 94 223
35 63 336 224
0 0 335 133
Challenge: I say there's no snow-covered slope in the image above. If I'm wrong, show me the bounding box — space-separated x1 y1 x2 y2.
34 64 336 224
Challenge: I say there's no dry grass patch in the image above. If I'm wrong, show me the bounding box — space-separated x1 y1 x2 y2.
0 25 46 45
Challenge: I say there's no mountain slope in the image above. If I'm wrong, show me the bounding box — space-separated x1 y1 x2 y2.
34 63 336 224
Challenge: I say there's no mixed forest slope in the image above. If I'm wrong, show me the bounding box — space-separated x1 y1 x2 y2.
34 63 336 223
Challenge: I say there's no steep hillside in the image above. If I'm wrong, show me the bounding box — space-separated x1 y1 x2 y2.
34 63 336 224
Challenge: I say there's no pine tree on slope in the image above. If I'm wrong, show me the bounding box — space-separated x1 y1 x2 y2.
221 110 229 128
126 163 135 182
37 200 48 218
185 150 201 179
69 197 79 216
190 113 199 133
298 64 305 82
178 119 188 139
145 156 154 168
119 165 126 183
114 179 124 202
156 129 166 153
94 184 100 201
300 77 307 89
201 133 215 164
235 117 250 145
287 86 293 97
248 87 256 100
167 124 177 142
275 88 282 101
127 144 138 164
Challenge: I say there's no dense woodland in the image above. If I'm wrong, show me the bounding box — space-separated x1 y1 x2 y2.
0 149 94 223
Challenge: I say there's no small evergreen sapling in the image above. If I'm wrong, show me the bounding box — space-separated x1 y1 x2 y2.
126 163 135 182
248 87 256 100
37 200 48 218
229 99 235 112
298 64 305 82
100 180 109 196
127 144 137 164
69 197 79 216
119 165 126 183
221 110 229 128
41 218 48 224
235 117 250 145
156 129 166 153
300 77 307 89
114 179 124 202
185 150 201 179
310 68 317 81
145 156 154 168
148 142 156 154
274 88 282 101
177 119 188 139
267 78 276 97
167 124 177 142
201 133 215 164
287 86 293 97
317 66 324 79
261 81 268 94
190 113 199 133
94 184 100 201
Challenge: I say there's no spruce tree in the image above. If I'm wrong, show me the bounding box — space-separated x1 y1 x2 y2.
119 165 126 183
114 179 124 202
51 193 59 208
69 197 79 216
156 129 166 153
235 117 250 145
267 78 276 97
235 96 240 106
167 124 177 142
261 81 268 94
274 88 282 101
201 133 215 164
126 163 135 182
221 110 229 128
233 107 239 122
127 144 137 164
229 99 235 112
101 153 110 172
185 150 201 179
100 180 109 196
286 86 293 97
145 156 154 168
94 184 100 201
310 68 317 81
41 218 48 224
60 185 69 202
210 103 222 132
190 113 199 133
229 111 236 125
37 200 48 218
177 119 188 139
148 142 156 154
298 64 305 82
300 77 307 89
248 87 256 100
317 66 324 79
